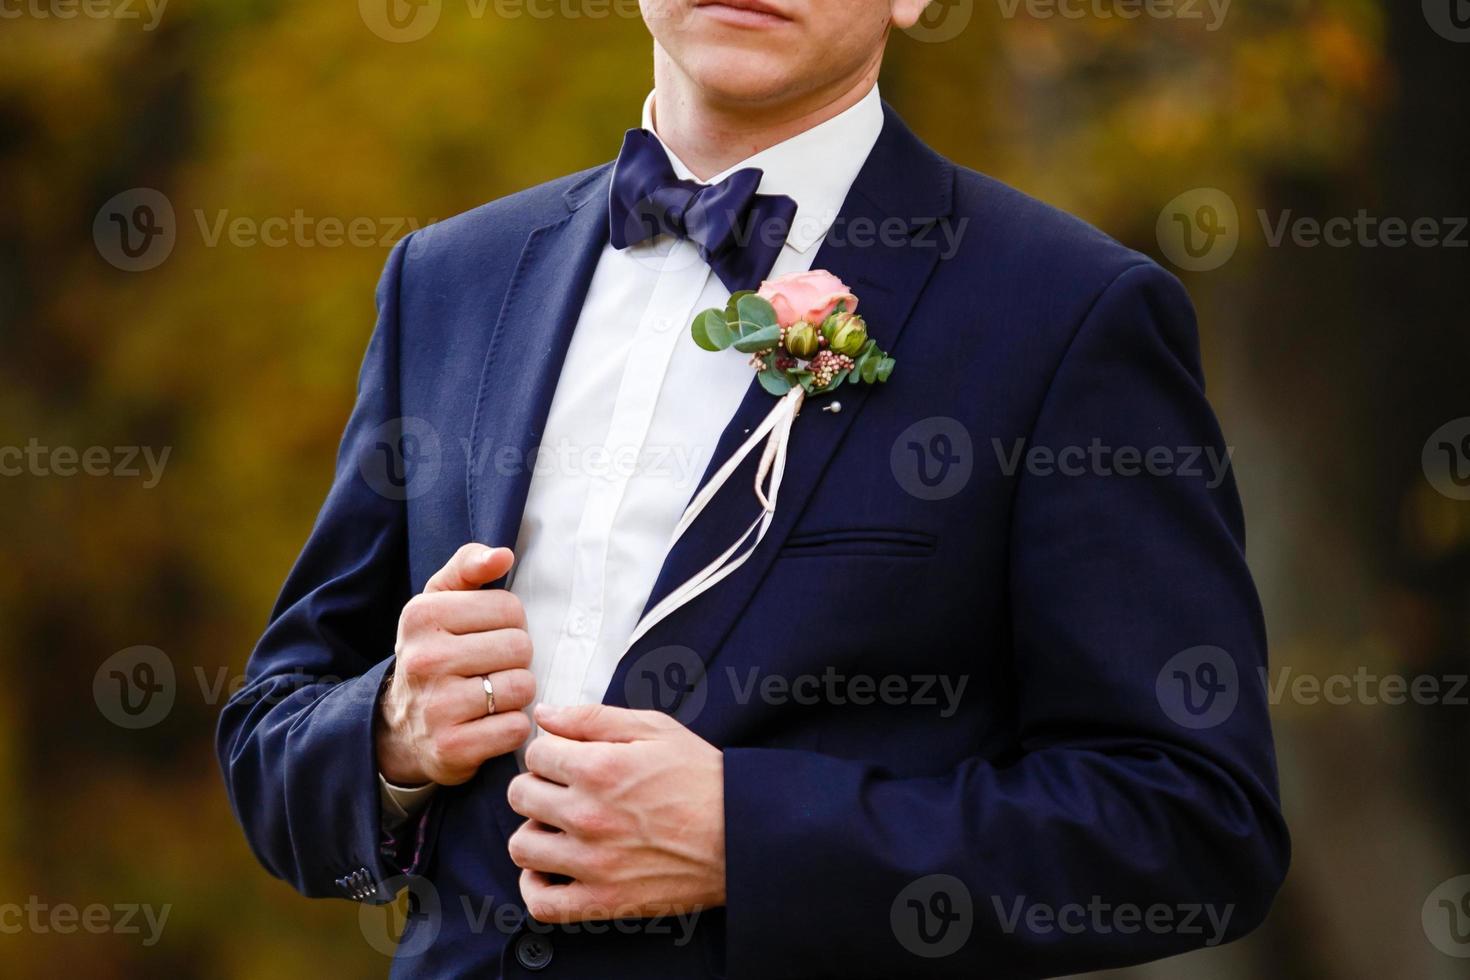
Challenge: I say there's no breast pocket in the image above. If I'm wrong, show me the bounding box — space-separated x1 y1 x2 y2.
777 526 938 559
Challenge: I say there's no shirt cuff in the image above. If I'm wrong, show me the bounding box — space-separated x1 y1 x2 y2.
379 774 437 828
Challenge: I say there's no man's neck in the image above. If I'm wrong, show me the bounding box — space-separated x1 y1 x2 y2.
649 47 882 180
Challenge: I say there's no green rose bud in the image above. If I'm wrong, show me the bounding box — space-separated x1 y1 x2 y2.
819 310 848 343
784 320 820 359
824 311 868 357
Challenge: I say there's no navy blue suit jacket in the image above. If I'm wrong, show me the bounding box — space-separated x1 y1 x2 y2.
218 106 1289 978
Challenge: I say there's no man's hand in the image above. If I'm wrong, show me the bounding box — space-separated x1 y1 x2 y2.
376 544 535 786
508 703 725 923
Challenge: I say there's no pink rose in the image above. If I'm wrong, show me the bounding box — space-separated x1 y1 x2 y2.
757 270 857 328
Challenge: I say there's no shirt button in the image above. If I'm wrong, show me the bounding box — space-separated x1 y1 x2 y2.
515 933 554 971
568 613 588 636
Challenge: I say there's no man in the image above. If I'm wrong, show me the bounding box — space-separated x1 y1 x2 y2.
217 0 1290 976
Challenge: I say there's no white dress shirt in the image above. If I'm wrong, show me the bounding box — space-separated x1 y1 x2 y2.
382 85 884 821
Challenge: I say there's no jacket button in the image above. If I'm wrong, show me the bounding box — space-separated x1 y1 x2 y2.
514 933 553 971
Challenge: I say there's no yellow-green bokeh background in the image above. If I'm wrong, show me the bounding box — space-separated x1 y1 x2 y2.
1 0 1467 976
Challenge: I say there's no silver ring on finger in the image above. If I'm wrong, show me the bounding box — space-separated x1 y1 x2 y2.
483 674 496 716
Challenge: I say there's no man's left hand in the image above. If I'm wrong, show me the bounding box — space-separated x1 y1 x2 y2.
508 703 725 923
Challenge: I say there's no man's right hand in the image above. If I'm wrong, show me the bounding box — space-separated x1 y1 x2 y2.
376 544 536 787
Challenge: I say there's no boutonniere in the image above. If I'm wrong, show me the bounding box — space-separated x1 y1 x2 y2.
628 271 895 652
690 270 896 399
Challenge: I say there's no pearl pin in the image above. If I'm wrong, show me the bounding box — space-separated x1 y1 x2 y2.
822 401 843 414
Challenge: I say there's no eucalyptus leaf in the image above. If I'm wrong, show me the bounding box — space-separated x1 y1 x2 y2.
723 291 753 329
758 368 793 396
691 308 735 351
735 294 778 334
861 355 880 384
725 290 755 313
876 357 895 382
732 323 782 353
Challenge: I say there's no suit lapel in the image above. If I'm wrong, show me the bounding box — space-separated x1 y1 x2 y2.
465 166 610 844
467 167 611 562
605 107 956 719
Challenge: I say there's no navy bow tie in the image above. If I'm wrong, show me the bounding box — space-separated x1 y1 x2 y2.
608 129 798 293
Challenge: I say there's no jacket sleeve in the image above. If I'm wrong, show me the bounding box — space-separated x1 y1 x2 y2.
721 262 1290 977
215 235 419 903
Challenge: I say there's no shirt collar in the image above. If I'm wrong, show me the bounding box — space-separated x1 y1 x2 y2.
638 86 884 254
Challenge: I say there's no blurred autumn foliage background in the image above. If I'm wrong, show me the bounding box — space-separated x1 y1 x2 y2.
1 0 1468 976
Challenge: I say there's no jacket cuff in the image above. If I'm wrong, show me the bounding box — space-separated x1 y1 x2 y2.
313 656 402 902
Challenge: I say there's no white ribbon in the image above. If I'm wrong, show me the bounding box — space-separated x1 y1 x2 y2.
624 385 806 650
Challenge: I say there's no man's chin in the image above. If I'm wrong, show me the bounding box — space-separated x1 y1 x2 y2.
680 52 811 108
